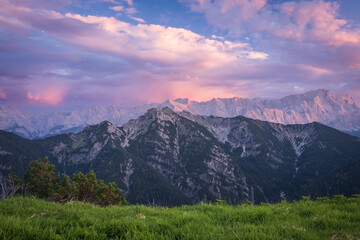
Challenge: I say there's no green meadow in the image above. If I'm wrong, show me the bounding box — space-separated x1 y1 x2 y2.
0 196 359 240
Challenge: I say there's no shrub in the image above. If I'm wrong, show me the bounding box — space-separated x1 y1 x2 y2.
24 157 60 199
11 157 128 206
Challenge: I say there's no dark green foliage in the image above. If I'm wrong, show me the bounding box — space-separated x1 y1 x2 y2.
70 171 127 206
53 175 77 202
18 158 127 206
24 157 60 198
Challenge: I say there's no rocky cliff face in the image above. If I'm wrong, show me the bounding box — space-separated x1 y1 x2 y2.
164 89 360 134
1 89 359 139
1 108 359 205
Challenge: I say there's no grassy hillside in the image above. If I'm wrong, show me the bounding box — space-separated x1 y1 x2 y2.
0 196 360 240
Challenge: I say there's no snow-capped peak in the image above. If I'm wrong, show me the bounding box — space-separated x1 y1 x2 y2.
1 89 359 139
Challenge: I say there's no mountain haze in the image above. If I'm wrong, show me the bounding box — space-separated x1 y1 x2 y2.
1 108 359 205
1 89 359 139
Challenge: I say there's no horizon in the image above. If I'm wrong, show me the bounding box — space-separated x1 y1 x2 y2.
1 0 360 110
2 88 358 114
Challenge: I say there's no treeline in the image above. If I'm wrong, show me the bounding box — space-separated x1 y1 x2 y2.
0 157 127 206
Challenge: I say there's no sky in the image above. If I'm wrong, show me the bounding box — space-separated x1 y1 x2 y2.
1 0 360 110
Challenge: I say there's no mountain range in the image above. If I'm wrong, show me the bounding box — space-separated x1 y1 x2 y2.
1 89 360 139
1 107 359 205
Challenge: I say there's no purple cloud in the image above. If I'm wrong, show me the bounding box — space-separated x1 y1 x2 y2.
0 0 359 109
180 0 360 100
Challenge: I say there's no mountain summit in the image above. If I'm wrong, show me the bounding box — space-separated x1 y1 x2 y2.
1 89 359 139
1 108 359 205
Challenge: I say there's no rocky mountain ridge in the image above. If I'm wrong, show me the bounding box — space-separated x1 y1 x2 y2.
1 108 359 205
1 89 359 139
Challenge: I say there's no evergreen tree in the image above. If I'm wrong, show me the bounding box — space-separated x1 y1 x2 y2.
53 175 78 202
20 157 127 206
72 170 127 206
24 157 60 199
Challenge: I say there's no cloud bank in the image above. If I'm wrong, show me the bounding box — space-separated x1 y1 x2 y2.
181 0 360 45
180 0 360 99
0 0 359 108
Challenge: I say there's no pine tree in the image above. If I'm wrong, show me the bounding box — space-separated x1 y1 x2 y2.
53 175 78 202
24 157 60 199
11 157 127 206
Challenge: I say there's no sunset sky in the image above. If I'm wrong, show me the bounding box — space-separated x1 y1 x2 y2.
1 0 360 109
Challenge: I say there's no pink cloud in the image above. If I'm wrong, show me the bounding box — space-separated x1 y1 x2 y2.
274 1 360 45
61 13 267 67
129 16 145 23
3 0 76 10
195 0 266 21
182 0 360 46
0 0 268 105
109 5 124 11
125 7 137 14
101 0 120 3
107 70 244 105
1 0 360 108
27 86 68 105
0 89 6 99
1 0 267 72
125 0 133 6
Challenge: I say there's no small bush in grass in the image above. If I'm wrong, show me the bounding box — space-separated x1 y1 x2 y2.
4 157 127 206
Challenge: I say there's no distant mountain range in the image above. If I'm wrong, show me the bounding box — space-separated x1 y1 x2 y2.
1 108 359 205
1 89 360 139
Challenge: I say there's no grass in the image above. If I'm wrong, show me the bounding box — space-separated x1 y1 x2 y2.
0 196 360 239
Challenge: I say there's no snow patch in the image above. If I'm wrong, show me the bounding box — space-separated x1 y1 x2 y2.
273 123 317 157
209 125 230 143
120 158 134 195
